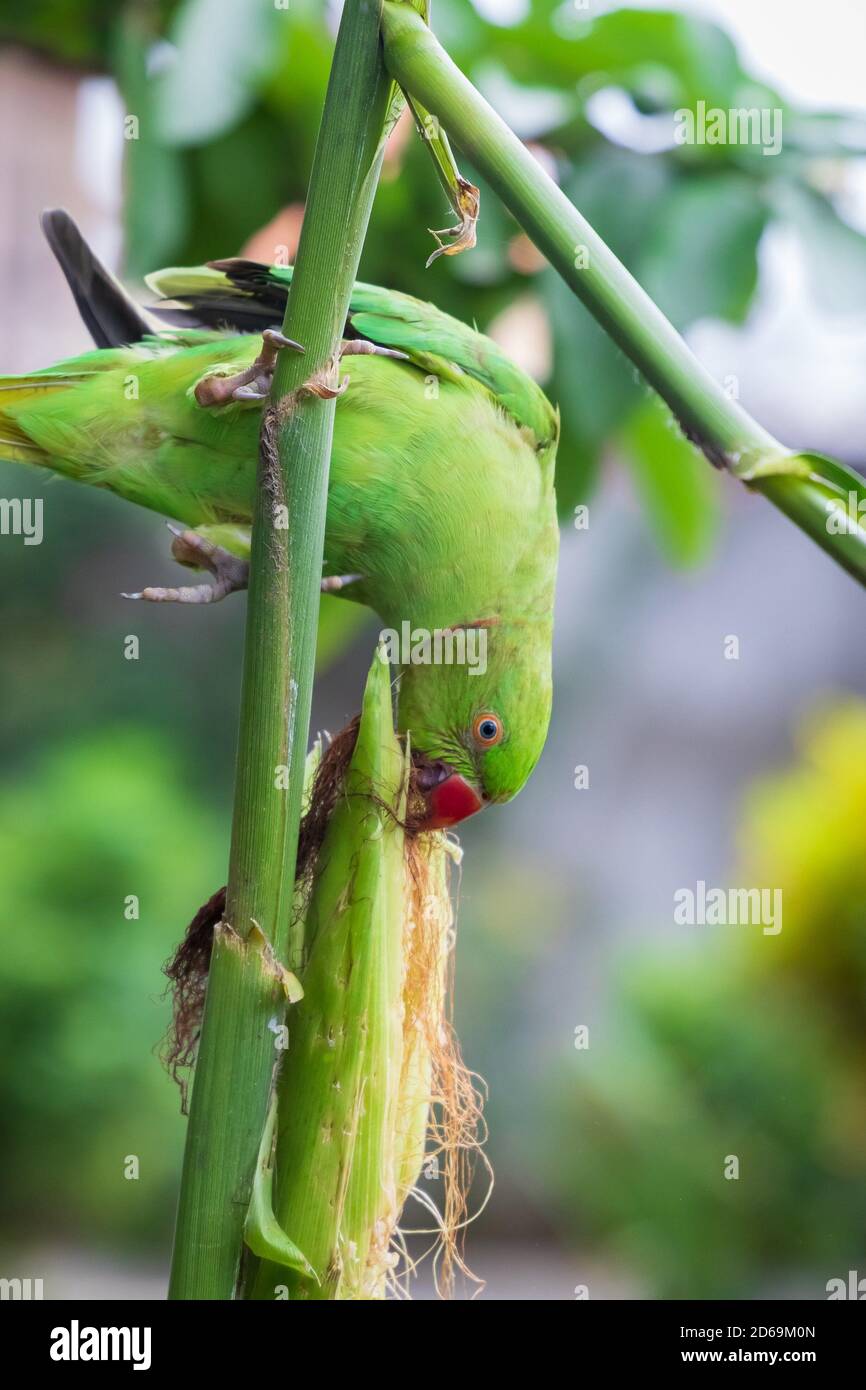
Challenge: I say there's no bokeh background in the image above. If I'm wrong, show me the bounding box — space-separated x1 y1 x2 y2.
2 0 866 1300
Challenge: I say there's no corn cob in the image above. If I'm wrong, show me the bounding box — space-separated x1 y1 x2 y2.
245 648 482 1300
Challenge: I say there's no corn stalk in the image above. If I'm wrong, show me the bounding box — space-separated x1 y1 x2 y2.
381 1 866 587
168 0 397 1300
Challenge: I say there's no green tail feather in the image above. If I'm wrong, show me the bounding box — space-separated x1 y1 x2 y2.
0 375 78 465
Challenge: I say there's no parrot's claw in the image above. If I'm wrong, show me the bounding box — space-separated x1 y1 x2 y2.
121 525 250 604
320 573 363 593
194 328 304 408
339 339 410 363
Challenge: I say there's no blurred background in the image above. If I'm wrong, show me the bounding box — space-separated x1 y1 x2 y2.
1 0 866 1300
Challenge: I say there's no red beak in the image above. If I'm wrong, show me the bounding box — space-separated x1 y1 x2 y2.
419 772 484 830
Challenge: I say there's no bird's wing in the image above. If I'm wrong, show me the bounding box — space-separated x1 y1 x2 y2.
41 210 557 456
147 259 559 453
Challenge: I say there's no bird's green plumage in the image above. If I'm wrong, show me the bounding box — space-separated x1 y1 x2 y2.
0 258 559 806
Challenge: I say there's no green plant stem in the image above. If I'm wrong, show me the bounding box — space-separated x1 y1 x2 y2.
381 1 866 586
168 0 394 1300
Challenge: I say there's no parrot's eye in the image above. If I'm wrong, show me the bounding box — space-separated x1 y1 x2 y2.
472 712 504 747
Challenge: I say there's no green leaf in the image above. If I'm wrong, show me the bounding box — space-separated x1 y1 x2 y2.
546 279 640 518
619 396 721 567
778 184 866 315
545 150 673 516
0 1 127 66
244 1100 318 1280
489 4 744 110
781 109 866 159
547 157 766 520
639 174 767 329
567 146 673 267
188 109 289 259
155 0 286 146
114 9 189 276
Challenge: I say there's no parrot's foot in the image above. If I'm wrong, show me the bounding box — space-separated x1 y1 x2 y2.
290 340 409 403
122 524 362 606
194 329 304 407
291 340 409 404
122 525 250 604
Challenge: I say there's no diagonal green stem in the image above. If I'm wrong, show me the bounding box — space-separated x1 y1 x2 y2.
381 1 866 587
168 0 395 1300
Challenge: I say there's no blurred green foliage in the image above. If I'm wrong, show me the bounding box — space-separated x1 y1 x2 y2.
0 727 226 1247
547 701 866 1298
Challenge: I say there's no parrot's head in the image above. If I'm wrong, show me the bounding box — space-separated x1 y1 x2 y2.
395 619 553 831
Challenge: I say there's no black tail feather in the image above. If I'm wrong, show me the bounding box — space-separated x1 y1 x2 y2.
41 209 153 349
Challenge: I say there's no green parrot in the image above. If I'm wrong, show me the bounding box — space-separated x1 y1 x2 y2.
0 212 559 829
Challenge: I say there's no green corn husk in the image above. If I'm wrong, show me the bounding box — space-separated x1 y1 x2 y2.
246 648 475 1301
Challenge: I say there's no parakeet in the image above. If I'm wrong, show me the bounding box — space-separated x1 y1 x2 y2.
0 212 559 828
